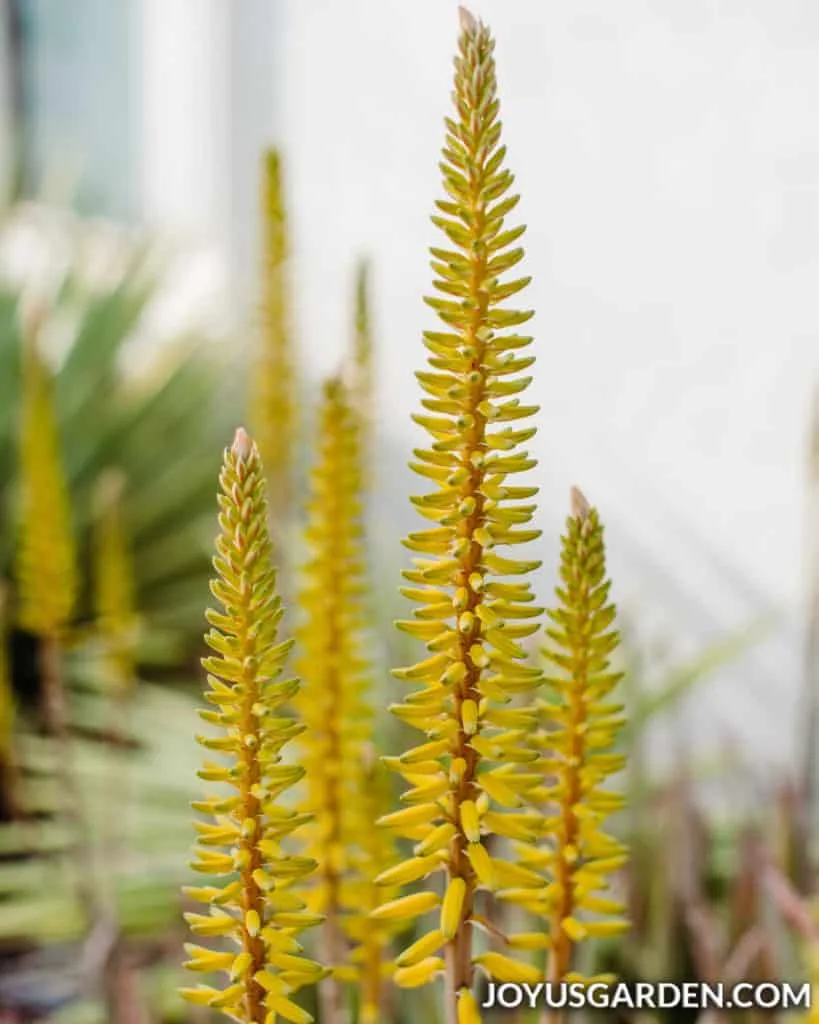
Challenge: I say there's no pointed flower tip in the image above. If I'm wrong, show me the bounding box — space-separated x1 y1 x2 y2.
570 485 591 521
458 6 478 34
232 427 253 460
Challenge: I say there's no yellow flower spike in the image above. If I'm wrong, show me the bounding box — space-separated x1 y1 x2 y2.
378 8 546 1014
182 428 318 1024
251 149 297 536
350 259 375 488
93 470 139 697
15 322 95 916
16 335 77 637
539 487 629 991
292 378 376 1012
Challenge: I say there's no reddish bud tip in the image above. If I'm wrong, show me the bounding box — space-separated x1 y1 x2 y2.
570 486 591 521
232 427 253 460
459 6 478 34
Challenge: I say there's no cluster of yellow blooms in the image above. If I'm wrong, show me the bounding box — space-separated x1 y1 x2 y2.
181 8 628 1024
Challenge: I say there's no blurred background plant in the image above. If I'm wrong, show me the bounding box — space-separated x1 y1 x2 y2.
0 2 817 1023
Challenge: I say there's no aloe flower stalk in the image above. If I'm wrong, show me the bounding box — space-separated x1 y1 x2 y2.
251 149 297 552
534 488 629 1024
181 428 325 1024
293 378 375 1024
351 260 374 470
373 8 548 1021
15 328 94 909
16 336 77 643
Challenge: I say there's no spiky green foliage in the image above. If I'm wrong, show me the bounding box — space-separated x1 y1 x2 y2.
251 149 297 525
181 428 325 1023
15 329 77 637
532 488 628 996
374 7 547 1015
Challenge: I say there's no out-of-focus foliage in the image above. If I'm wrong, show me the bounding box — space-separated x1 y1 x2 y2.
0 203 242 671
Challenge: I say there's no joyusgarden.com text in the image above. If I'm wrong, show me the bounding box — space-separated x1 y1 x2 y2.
481 981 812 1012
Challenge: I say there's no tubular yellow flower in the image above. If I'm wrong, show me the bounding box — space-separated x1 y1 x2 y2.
251 148 297 528
376 7 545 1017
93 470 139 696
16 339 77 637
534 487 629 1017
293 377 376 1021
182 428 323 1023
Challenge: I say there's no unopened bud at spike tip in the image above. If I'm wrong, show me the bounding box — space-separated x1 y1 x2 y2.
458 6 478 34
232 427 253 460
570 485 591 521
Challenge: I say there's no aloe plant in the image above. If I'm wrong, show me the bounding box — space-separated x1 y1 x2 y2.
181 428 325 1022
373 9 550 1021
250 150 299 556
531 488 628 1021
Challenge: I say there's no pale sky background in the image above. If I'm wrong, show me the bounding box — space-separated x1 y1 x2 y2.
3 0 819 779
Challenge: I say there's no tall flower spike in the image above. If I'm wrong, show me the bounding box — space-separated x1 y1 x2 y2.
181 428 326 1024
293 378 374 1023
351 260 374 459
251 149 297 538
533 488 629 1023
15 319 96 915
374 8 546 1020
94 470 139 696
16 336 77 637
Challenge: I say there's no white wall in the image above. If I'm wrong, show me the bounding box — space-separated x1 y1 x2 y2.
278 0 819 769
